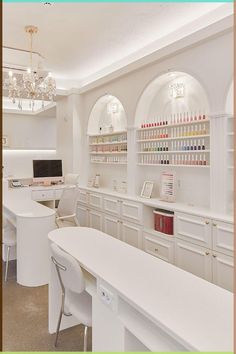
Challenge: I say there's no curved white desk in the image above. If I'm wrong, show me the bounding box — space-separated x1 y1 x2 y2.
3 187 56 287
48 227 233 352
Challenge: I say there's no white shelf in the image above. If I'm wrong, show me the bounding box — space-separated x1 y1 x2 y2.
137 134 210 143
89 141 127 146
88 130 127 137
90 151 127 155
90 161 127 165
137 150 210 154
136 119 210 131
137 163 209 168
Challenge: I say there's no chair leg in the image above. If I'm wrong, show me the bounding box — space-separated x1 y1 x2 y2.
5 246 10 282
83 325 88 352
54 305 63 347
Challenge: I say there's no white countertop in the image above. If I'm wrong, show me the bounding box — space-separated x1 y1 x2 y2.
48 227 233 352
78 185 233 223
3 187 55 218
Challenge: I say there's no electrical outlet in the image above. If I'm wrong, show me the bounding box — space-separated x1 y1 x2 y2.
98 284 113 307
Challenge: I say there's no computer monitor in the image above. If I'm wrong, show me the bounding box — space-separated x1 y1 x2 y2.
33 160 63 183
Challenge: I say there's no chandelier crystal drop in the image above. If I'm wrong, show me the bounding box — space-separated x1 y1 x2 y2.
4 25 56 110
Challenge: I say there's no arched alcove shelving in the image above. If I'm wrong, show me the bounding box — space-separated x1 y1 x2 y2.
135 71 210 168
87 95 128 165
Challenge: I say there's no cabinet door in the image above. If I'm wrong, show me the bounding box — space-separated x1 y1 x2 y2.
212 221 234 257
103 215 120 240
89 209 103 231
78 189 89 204
175 212 211 248
89 193 103 210
103 196 121 216
120 200 142 224
212 252 234 292
175 239 212 281
121 221 142 248
77 205 88 227
143 231 174 263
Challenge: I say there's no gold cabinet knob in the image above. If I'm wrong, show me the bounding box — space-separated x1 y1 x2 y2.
205 221 210 225
213 223 217 227
212 254 217 258
205 251 210 255
155 248 158 252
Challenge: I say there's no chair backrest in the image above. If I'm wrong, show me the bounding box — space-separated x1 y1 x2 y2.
51 242 85 294
64 174 79 185
57 187 79 217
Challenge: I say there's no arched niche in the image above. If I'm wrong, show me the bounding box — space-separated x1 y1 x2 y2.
225 81 233 115
135 71 210 127
87 95 127 135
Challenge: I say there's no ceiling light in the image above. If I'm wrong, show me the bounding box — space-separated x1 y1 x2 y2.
4 25 56 111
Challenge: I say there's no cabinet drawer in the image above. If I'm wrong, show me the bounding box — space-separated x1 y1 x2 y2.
103 196 120 216
175 212 211 248
175 239 212 282
143 231 174 263
212 221 234 256
212 252 234 292
89 193 103 209
32 190 54 201
120 200 142 224
121 221 142 248
54 189 63 200
78 189 88 204
89 209 103 231
103 214 120 239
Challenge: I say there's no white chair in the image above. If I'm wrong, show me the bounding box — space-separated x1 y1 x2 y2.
2 218 17 282
50 242 92 349
64 174 79 185
56 187 80 228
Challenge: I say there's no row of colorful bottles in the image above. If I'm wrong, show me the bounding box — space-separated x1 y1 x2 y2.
91 133 127 144
91 155 127 163
141 139 207 152
140 154 208 165
91 144 127 153
139 124 208 140
140 111 208 128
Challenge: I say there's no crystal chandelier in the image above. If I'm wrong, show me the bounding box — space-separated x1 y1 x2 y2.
4 25 56 110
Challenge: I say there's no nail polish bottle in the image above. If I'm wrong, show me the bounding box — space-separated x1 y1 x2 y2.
195 125 198 136
186 112 189 123
202 139 205 150
194 139 197 150
184 155 188 165
199 110 202 120
179 113 182 124
181 155 184 165
191 154 194 165
186 140 190 150
198 139 201 150
190 140 194 151
199 154 202 165
166 142 169 151
167 156 169 164
203 154 206 165
195 155 199 166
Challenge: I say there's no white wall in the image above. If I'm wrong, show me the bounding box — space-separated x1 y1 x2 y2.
3 112 57 178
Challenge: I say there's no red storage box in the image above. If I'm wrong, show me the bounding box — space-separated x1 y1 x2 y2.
153 209 174 235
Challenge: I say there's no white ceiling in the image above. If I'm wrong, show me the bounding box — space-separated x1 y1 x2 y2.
3 2 232 89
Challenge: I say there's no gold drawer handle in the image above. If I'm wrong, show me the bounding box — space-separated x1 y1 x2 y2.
205 251 210 255
155 248 158 252
205 221 210 225
212 254 217 258
213 223 217 227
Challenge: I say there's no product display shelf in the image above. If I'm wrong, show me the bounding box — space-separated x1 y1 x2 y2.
136 118 210 131
137 163 209 168
137 134 210 143
89 130 128 165
137 150 210 154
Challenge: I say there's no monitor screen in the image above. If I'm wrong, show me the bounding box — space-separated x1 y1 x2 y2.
33 160 63 178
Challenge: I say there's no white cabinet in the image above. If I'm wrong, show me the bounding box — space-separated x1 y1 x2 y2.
121 221 142 248
89 193 103 210
212 252 234 292
103 214 120 239
77 205 89 227
89 209 103 231
120 200 142 224
103 196 121 216
143 230 174 263
175 239 212 281
175 212 211 248
212 220 234 256
78 189 89 204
